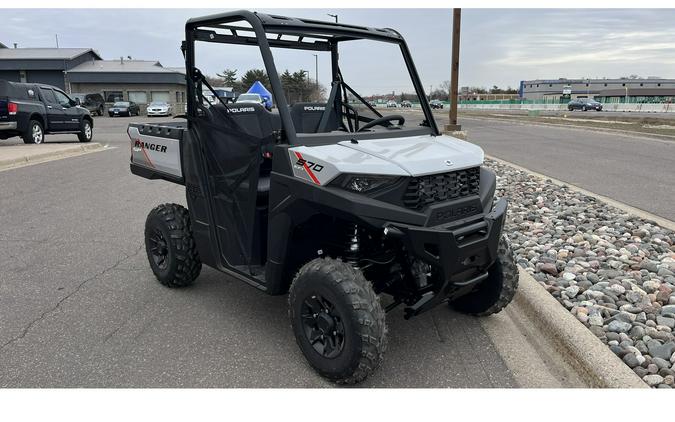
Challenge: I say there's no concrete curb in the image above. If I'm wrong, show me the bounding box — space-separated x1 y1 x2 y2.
0 143 105 171
515 268 648 388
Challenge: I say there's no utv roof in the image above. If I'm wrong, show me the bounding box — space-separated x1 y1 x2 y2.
186 10 404 51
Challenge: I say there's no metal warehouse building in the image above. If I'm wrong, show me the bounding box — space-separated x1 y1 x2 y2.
520 78 675 102
0 43 186 113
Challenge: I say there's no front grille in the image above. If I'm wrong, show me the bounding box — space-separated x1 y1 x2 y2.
403 167 480 210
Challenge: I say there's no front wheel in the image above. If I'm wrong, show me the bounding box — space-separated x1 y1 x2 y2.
289 258 387 384
449 235 519 316
144 203 201 288
77 119 93 142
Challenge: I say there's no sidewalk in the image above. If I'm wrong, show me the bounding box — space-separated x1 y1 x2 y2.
0 143 106 171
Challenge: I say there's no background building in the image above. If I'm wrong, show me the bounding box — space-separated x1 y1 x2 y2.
0 43 186 113
520 78 675 103
68 59 186 112
0 46 101 89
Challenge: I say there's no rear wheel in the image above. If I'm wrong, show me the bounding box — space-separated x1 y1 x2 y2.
289 258 387 384
449 235 518 316
77 119 93 142
23 120 44 144
144 203 201 288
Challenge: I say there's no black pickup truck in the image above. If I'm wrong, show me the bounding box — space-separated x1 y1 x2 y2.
0 80 94 144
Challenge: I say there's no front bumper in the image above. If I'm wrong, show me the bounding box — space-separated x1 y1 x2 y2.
147 110 170 116
385 197 508 318
0 122 18 131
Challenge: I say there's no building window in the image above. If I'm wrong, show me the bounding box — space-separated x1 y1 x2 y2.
105 91 123 102
19 70 27 83
129 91 148 104
181 91 185 102
622 83 626 87
640 83 644 87
176 91 181 103
548 84 552 87
658 83 661 87
585 83 589 87
604 83 607 87
151 91 171 103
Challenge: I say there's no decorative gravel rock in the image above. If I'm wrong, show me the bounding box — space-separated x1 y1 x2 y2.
643 375 664 387
487 159 675 388
608 320 632 334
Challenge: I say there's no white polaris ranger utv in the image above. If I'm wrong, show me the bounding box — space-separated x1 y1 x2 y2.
128 10 518 384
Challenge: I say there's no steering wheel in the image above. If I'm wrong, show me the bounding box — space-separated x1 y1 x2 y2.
357 115 405 132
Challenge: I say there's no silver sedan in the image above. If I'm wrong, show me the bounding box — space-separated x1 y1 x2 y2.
146 101 173 117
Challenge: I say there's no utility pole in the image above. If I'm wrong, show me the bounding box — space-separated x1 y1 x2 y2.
446 8 461 132
327 13 338 23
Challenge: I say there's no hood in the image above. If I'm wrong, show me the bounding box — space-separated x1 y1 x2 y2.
288 134 484 186
338 134 483 176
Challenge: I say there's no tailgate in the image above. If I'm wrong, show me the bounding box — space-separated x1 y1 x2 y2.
128 122 184 183
0 97 8 121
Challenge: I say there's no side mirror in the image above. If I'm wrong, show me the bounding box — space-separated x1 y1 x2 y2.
74 98 81 106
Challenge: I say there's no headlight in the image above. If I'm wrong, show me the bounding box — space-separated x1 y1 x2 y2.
330 174 399 193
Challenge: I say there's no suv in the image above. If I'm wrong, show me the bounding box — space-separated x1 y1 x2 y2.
0 80 93 144
70 93 105 116
128 10 517 384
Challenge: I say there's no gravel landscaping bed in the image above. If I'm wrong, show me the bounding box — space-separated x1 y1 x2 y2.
486 158 675 388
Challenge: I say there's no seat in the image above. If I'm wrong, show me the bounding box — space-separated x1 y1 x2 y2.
290 103 339 133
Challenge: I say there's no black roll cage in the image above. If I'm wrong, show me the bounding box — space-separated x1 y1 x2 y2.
184 10 440 145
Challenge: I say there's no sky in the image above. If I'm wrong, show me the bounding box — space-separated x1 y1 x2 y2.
2 8 675 95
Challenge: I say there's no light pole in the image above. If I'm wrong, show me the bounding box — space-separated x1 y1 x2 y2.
327 13 338 23
312 53 318 86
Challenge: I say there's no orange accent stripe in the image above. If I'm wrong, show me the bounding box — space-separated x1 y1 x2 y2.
139 139 156 169
294 151 320 185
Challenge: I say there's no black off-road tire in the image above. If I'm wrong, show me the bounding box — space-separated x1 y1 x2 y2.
144 203 201 288
77 119 93 143
289 258 387 384
449 235 518 316
23 119 44 144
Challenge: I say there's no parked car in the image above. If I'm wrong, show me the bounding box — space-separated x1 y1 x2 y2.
568 98 603 111
70 93 105 116
430 99 444 109
386 100 398 108
0 80 93 144
147 101 173 117
108 101 140 117
236 93 266 107
400 100 412 108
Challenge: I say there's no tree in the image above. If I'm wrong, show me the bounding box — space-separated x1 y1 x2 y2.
241 69 270 92
216 68 239 87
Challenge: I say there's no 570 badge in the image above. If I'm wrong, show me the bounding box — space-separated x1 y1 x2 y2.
295 158 324 172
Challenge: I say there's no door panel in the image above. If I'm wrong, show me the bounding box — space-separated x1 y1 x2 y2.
53 89 80 131
39 88 65 131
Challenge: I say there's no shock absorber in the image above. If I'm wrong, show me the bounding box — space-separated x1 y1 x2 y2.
344 223 361 267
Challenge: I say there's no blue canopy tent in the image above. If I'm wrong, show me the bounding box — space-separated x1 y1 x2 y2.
246 81 273 110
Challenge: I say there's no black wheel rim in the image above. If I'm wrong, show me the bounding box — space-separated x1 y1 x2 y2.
149 228 169 270
300 294 345 359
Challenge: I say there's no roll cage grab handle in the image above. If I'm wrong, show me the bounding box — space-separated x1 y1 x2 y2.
182 10 440 143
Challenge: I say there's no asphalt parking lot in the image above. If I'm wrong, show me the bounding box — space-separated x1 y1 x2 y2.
0 116 517 387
